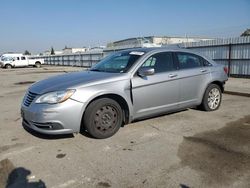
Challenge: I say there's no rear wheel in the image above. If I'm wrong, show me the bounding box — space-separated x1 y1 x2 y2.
200 84 222 111
83 98 123 139
5 64 12 69
35 62 41 68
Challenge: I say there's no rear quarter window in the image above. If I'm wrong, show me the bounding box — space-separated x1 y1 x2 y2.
201 58 213 66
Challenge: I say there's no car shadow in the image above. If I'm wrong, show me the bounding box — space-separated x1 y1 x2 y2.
79 124 98 139
79 130 96 139
22 124 74 140
79 109 190 139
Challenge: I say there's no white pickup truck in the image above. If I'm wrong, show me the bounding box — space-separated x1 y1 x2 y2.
0 53 44 69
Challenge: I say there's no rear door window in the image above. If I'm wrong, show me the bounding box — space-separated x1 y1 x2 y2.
21 56 26 60
176 52 203 69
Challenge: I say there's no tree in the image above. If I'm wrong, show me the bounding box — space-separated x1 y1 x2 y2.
241 29 250 37
24 50 31 55
51 47 55 55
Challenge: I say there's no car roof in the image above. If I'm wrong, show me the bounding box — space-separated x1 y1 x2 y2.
118 46 196 54
2 53 23 57
117 47 215 64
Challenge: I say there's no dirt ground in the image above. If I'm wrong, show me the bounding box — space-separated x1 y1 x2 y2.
0 66 250 188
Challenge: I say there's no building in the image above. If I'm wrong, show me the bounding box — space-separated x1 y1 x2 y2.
42 50 51 56
42 50 63 56
41 46 105 56
89 46 106 52
54 50 63 55
63 47 88 54
105 36 213 51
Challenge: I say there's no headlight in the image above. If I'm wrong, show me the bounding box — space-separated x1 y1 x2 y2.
35 90 75 104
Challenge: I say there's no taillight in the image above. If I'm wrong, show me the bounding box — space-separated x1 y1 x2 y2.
223 67 228 74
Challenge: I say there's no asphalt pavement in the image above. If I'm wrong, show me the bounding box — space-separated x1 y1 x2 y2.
0 66 250 188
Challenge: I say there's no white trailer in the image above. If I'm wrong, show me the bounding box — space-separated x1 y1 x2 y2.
0 53 44 69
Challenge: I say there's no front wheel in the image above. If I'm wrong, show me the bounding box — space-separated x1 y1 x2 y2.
5 64 12 69
200 84 222 111
83 98 123 139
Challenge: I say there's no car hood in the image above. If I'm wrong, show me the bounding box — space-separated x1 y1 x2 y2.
29 71 127 94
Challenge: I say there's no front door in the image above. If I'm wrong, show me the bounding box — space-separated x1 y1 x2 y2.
131 52 180 119
13 57 21 67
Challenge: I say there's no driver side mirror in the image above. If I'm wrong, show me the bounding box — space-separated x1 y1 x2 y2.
137 67 155 77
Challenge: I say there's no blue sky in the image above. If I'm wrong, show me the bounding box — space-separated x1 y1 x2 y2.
0 0 249 53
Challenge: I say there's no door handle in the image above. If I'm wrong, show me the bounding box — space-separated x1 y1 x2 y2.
200 69 208 73
169 74 178 78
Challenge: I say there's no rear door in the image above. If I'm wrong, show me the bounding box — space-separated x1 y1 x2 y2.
131 51 180 119
174 52 211 107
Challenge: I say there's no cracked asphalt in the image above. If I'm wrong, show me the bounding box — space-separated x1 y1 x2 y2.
0 66 250 188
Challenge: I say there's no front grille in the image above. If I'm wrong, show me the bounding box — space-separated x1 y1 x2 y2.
24 91 38 107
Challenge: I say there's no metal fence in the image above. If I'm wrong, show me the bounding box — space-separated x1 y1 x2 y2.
32 36 250 77
32 52 104 67
181 36 250 77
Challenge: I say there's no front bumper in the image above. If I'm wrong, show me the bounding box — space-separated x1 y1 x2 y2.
21 98 86 135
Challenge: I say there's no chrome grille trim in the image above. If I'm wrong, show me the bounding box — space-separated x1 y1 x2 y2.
24 91 38 107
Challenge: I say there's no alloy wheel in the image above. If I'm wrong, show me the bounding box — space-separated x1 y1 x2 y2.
207 88 221 110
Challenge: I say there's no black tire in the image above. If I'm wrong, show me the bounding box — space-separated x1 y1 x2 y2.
5 64 12 69
200 84 222 111
83 98 123 139
35 62 41 68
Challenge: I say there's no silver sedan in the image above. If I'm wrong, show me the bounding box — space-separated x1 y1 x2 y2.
21 48 228 138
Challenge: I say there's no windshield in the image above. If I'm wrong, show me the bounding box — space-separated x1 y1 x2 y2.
90 51 143 73
0 56 14 61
